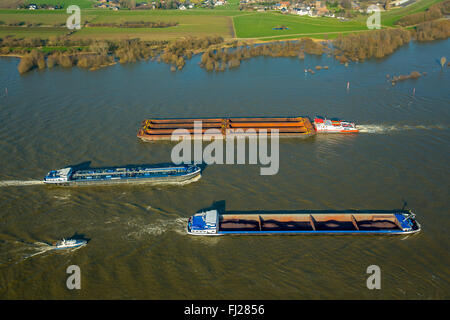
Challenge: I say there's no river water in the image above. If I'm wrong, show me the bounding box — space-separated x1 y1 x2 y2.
0 39 449 299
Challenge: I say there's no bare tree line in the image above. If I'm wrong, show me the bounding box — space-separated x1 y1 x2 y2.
5 18 450 74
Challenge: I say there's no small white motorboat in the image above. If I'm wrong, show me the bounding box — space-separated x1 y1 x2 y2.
54 238 87 249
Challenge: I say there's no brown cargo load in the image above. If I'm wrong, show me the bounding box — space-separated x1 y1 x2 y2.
229 122 305 128
218 213 406 232
138 116 316 141
147 122 223 129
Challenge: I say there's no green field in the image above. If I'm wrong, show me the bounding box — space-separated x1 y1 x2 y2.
0 0 23 9
0 9 237 39
0 9 98 24
0 26 67 38
380 0 444 26
257 31 363 41
73 15 233 40
233 12 368 39
0 0 446 41
350 0 443 27
24 0 95 9
76 11 235 40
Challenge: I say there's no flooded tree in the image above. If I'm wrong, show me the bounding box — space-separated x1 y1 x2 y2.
17 50 45 74
198 39 325 72
414 20 450 42
333 28 412 61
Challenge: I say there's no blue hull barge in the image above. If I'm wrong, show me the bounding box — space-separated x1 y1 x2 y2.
44 164 201 186
187 210 421 236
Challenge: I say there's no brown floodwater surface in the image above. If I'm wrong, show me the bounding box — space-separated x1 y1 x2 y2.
0 40 449 299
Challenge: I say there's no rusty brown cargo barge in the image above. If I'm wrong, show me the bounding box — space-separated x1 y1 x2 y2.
137 117 316 141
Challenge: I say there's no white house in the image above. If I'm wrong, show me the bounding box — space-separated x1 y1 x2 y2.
297 9 309 16
391 0 409 6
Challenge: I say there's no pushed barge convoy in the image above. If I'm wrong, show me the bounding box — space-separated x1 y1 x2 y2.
44 164 201 186
187 210 420 236
138 117 316 141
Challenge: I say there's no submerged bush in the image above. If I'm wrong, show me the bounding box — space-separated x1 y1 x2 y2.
333 28 412 61
199 39 324 72
414 19 450 42
390 71 422 84
17 55 34 74
17 49 45 74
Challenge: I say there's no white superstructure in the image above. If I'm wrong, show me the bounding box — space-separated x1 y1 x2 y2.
314 117 359 133
44 167 73 183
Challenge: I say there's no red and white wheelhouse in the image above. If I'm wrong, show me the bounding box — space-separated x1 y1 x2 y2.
313 116 359 133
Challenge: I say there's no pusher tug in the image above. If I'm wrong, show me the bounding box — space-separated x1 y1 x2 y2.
313 116 359 133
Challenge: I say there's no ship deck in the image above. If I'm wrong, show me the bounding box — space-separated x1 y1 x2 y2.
71 166 190 180
218 213 412 233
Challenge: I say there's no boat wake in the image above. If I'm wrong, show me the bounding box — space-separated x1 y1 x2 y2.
125 217 188 239
358 124 447 134
150 174 202 187
125 216 221 245
21 241 85 260
0 174 200 188
22 242 55 260
0 180 44 187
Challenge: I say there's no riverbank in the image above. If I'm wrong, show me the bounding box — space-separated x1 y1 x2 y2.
0 0 446 41
1 0 448 74
4 18 448 75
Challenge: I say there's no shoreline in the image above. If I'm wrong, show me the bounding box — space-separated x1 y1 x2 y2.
0 36 330 69
0 54 22 58
2 25 449 74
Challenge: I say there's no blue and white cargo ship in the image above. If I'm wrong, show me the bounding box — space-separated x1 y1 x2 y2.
187 210 421 236
44 164 201 186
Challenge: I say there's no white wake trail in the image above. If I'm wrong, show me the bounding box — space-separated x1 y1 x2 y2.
0 175 200 188
126 217 189 239
0 180 44 187
20 241 86 262
20 242 55 261
358 124 447 134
